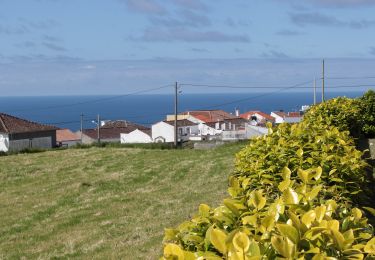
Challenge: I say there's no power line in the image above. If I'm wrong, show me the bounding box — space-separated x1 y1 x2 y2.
327 76 375 80
5 84 173 113
327 84 375 88
181 83 314 89
188 80 314 110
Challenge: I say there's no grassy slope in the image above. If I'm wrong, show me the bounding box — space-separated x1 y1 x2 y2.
0 143 245 259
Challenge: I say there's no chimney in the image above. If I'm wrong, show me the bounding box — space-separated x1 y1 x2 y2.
235 108 240 117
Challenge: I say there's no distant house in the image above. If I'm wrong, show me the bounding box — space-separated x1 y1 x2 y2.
165 114 205 124
77 120 149 144
56 129 80 147
204 117 249 141
270 111 287 124
152 119 199 143
121 129 152 144
271 111 303 124
240 111 275 125
176 110 237 123
0 113 57 152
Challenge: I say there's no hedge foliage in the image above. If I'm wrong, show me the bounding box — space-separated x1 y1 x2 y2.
161 94 375 260
359 90 375 137
303 90 375 138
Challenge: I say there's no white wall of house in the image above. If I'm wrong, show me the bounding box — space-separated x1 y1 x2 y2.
152 121 199 142
152 122 174 143
270 112 284 124
198 123 221 136
0 133 9 152
121 129 152 144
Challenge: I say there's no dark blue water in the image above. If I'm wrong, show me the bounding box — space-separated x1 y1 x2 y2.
0 91 368 131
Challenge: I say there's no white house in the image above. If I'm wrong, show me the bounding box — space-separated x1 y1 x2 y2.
198 123 221 136
240 111 275 126
121 129 152 144
271 111 302 124
270 111 286 124
152 120 199 143
165 114 205 124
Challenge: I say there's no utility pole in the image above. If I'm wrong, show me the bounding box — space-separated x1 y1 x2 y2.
174 82 178 149
80 113 84 143
313 78 317 105
322 59 325 102
97 114 101 144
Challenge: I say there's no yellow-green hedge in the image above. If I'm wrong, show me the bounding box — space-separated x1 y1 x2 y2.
161 97 375 260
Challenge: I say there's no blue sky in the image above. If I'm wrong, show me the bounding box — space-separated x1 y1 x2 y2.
0 0 375 95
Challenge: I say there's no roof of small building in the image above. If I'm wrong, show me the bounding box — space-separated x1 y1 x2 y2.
271 111 287 117
163 119 198 127
180 110 236 123
240 111 275 121
0 113 58 134
205 117 248 128
82 120 150 140
286 112 302 118
101 120 148 129
56 129 80 142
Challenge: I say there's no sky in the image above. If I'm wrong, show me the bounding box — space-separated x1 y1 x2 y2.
0 0 375 96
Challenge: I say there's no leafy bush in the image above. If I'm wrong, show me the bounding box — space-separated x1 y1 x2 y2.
303 90 375 138
233 120 371 206
161 118 374 259
303 97 362 138
360 90 375 138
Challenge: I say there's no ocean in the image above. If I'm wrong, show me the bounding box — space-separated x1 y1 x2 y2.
0 91 369 131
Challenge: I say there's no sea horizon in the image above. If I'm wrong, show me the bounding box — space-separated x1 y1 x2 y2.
0 90 371 131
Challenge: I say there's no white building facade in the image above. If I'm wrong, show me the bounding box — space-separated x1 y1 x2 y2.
121 129 153 143
0 133 9 152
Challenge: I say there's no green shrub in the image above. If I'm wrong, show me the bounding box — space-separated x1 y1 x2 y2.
303 91 375 138
161 96 375 260
233 120 370 206
360 90 375 138
303 97 362 138
161 126 374 259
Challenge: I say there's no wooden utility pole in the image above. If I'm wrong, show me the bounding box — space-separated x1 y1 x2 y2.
174 82 178 148
322 59 325 102
313 78 317 105
80 113 83 143
97 114 101 143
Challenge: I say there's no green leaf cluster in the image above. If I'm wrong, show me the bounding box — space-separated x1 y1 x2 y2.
303 90 375 138
161 96 375 260
359 90 375 137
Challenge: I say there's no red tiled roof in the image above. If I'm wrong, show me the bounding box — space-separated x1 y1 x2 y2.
240 111 275 121
56 129 79 142
181 110 236 123
163 119 197 127
0 113 58 134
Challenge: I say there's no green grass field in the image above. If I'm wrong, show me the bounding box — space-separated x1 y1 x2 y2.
0 143 246 259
